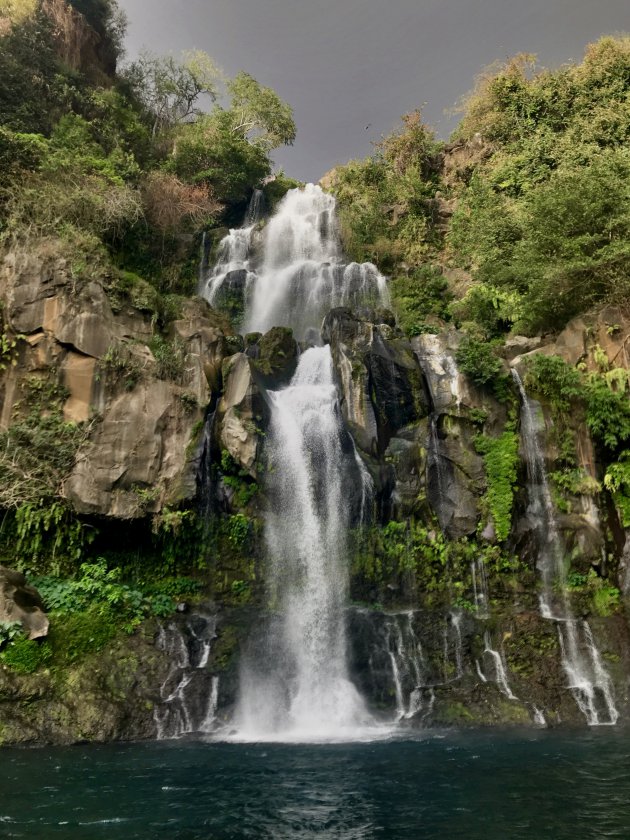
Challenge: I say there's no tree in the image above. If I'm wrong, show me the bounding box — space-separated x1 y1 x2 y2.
125 49 220 137
226 72 296 150
169 110 271 204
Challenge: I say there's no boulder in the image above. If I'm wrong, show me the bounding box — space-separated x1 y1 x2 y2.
64 379 203 518
0 567 48 641
503 335 543 357
251 326 298 384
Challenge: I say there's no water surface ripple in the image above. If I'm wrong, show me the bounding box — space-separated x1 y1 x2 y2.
2 730 630 839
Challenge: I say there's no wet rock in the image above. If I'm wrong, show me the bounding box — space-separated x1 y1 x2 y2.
323 308 428 456
0 567 48 640
251 326 298 384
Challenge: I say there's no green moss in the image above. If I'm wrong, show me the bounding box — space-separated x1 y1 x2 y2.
440 701 475 723
1 637 51 674
47 607 118 665
212 624 238 669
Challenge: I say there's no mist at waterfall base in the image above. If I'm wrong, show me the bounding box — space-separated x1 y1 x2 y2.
4 731 630 839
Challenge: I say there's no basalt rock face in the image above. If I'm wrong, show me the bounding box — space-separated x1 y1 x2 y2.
216 352 265 478
0 243 234 519
323 310 494 533
323 307 428 457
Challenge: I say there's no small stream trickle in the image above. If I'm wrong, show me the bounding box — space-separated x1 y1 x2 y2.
153 612 220 739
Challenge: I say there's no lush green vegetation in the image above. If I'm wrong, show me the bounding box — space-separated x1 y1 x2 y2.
0 0 295 298
352 522 524 611
0 560 204 673
449 40 630 336
330 37 630 339
474 431 519 542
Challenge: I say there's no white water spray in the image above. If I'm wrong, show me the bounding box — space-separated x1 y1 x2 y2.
202 184 389 339
210 186 392 740
235 346 373 739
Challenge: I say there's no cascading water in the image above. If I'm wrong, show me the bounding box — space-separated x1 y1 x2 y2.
201 189 263 310
384 612 426 720
235 346 373 739
213 184 390 740
469 556 519 701
202 183 389 340
512 370 618 725
154 612 220 739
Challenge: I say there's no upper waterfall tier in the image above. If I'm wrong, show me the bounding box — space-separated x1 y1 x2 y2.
200 184 389 339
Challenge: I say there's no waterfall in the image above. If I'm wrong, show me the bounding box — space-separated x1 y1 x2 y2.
235 346 373 738
471 557 490 619
384 612 426 720
200 190 263 311
470 556 519 701
223 184 388 740
201 183 389 340
154 612 220 739
512 370 618 726
481 631 517 700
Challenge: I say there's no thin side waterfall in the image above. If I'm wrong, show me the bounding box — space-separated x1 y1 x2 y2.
154 613 220 739
234 346 373 739
512 370 618 725
470 556 518 701
384 612 426 720
482 632 517 700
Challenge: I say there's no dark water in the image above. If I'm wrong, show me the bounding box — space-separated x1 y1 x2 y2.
2 730 630 839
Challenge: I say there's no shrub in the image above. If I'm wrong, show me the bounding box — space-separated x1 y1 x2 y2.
141 171 220 234
474 431 519 541
0 620 23 647
456 336 504 387
585 377 630 451
450 284 523 338
389 265 451 335
99 343 143 390
604 452 630 527
149 334 186 381
225 513 251 548
0 381 89 515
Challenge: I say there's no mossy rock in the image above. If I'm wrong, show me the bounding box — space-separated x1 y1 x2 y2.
252 326 298 383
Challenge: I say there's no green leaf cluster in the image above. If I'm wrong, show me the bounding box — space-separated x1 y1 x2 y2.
474 431 519 542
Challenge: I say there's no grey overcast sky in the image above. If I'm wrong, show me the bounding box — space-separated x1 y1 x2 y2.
118 0 630 182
